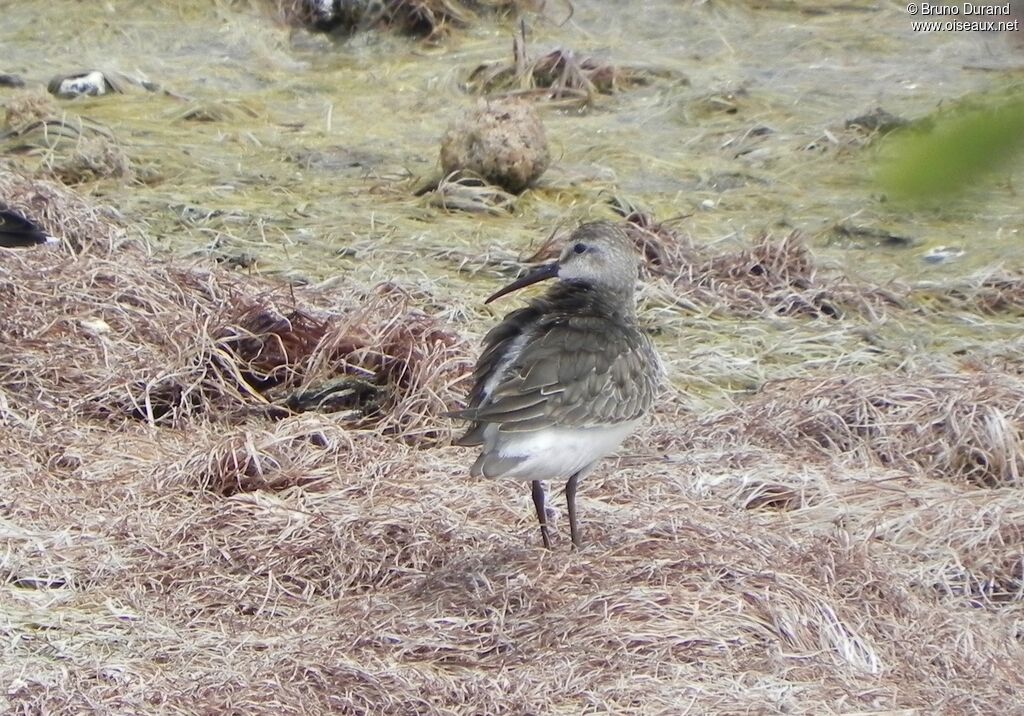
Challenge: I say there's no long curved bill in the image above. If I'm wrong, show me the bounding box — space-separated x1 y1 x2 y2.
485 261 559 304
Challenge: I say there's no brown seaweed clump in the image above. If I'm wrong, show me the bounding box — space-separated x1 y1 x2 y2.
440 98 549 193
607 196 698 279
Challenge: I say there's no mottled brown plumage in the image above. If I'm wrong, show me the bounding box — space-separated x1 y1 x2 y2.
452 222 661 549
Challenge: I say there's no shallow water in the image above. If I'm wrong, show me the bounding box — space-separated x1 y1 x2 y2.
2 0 1022 405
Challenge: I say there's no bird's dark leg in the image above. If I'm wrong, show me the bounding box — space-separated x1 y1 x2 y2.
531 480 552 549
566 471 581 549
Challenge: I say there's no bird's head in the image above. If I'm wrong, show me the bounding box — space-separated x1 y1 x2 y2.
485 222 639 304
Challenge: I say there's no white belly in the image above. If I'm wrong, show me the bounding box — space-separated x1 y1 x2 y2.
486 420 639 480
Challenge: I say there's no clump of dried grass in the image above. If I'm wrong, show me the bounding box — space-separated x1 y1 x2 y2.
171 418 354 496
0 238 471 446
913 270 1024 316
422 171 517 214
167 99 261 123
692 231 838 316
1 116 133 184
695 372 1024 488
45 132 133 184
2 90 60 129
671 231 905 319
466 29 669 107
0 163 125 252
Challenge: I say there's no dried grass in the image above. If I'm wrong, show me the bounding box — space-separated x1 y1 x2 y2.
3 179 1024 714
913 270 1024 316
609 196 700 279
662 230 907 320
465 28 670 107
693 372 1024 489
2 90 60 129
423 171 516 214
0 177 470 446
1 115 134 185
4 410 1024 713
0 163 126 252
0 252 470 446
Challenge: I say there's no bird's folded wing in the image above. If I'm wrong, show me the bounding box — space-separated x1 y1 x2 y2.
462 316 657 432
460 305 539 410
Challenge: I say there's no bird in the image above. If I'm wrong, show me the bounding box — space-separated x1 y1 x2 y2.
0 207 58 248
451 221 661 549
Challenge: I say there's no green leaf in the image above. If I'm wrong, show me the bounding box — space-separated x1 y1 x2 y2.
877 95 1024 201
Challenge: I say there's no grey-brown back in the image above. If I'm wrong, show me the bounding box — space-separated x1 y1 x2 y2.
453 281 660 443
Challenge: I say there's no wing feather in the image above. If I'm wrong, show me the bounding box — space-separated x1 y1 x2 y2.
462 314 659 434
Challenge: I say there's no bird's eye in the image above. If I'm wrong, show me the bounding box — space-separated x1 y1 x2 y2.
573 243 587 254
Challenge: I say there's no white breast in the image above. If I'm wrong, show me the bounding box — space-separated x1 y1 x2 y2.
485 420 639 480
